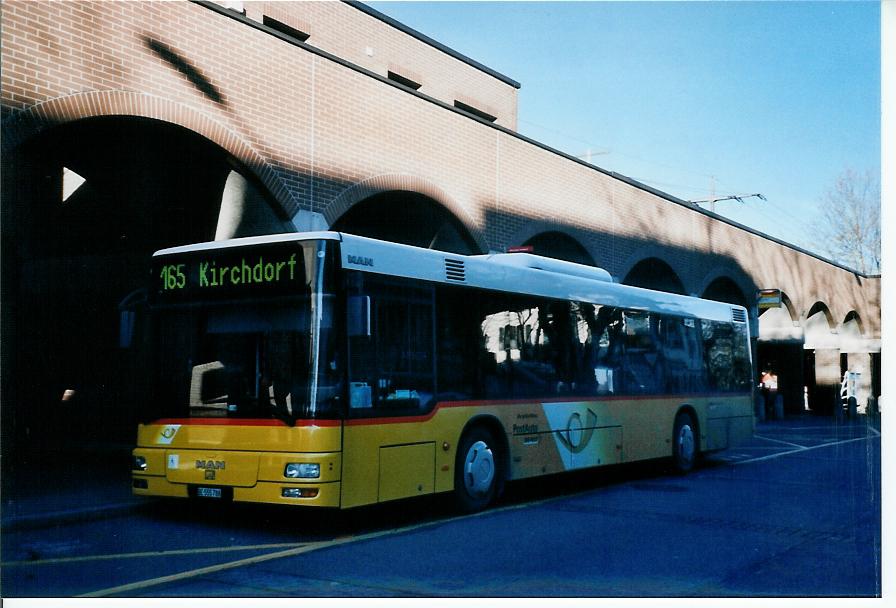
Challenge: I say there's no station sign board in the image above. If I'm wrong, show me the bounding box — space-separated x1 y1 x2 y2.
757 288 782 310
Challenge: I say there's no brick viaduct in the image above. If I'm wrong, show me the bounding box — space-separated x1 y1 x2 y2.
0 1 880 446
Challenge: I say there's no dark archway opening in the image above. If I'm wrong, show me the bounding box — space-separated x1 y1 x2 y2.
701 276 748 308
522 231 595 266
331 190 479 254
621 257 686 295
2 116 238 458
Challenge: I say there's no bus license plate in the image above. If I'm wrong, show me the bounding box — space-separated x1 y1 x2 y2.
196 487 222 499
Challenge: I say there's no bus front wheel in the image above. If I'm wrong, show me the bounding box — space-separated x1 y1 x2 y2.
454 427 501 513
672 411 698 474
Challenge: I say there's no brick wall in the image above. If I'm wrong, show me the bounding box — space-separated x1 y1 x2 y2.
0 0 880 338
242 1 519 129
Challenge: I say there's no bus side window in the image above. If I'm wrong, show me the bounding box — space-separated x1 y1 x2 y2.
576 303 622 395
683 317 706 393
477 294 561 398
435 285 477 401
620 311 664 395
658 315 705 395
702 320 749 392
730 322 752 391
540 301 580 391
346 274 435 415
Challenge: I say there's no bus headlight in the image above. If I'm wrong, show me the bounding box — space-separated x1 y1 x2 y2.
284 463 320 479
132 455 147 471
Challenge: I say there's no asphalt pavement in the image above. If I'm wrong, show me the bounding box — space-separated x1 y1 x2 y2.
1 442 141 531
1 412 873 531
0 412 882 597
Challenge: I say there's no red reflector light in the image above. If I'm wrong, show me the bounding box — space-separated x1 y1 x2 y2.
282 487 319 499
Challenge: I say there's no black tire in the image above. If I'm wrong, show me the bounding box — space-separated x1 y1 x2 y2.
453 426 501 513
671 411 698 474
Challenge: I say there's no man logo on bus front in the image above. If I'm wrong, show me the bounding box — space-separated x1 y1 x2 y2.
347 255 374 267
196 460 225 470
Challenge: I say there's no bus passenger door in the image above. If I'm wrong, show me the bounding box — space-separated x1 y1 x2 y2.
341 273 438 507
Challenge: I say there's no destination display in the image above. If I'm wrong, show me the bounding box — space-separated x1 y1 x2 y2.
151 241 318 304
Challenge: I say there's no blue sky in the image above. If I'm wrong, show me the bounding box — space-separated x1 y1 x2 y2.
369 1 881 253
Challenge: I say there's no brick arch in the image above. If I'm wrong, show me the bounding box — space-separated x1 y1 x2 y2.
757 290 803 341
1 90 297 217
696 267 755 308
757 291 799 322
506 222 599 266
802 300 839 352
621 257 686 295
323 173 489 253
841 310 866 338
803 300 836 327
522 230 597 266
617 246 688 294
779 291 799 324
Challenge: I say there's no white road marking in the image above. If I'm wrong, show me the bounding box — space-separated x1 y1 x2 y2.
78 501 536 598
768 425 877 431
734 433 879 466
78 541 350 597
1 542 311 568
740 446 789 450
753 434 806 449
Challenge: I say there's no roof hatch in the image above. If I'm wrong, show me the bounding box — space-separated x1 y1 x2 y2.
485 253 612 282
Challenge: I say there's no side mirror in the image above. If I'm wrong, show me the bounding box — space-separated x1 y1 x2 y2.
347 295 371 337
119 310 136 348
117 288 147 349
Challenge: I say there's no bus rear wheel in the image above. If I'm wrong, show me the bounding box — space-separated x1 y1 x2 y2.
672 411 698 474
454 427 501 513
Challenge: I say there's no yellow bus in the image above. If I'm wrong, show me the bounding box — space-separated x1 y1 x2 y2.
132 232 754 512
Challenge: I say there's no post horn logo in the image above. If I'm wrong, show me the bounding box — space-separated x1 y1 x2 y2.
557 408 598 453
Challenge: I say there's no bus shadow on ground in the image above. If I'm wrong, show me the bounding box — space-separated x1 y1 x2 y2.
140 457 681 540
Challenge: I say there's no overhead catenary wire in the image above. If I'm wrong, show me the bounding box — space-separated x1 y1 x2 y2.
689 193 767 205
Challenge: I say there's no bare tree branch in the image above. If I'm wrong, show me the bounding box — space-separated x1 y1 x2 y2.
813 168 880 274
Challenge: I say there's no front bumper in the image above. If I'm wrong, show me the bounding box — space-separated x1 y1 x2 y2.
131 474 341 507
132 447 342 507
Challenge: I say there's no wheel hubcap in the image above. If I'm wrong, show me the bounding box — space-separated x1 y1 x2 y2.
464 440 495 495
678 424 695 465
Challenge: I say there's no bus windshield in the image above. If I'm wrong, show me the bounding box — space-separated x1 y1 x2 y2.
146 240 341 424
